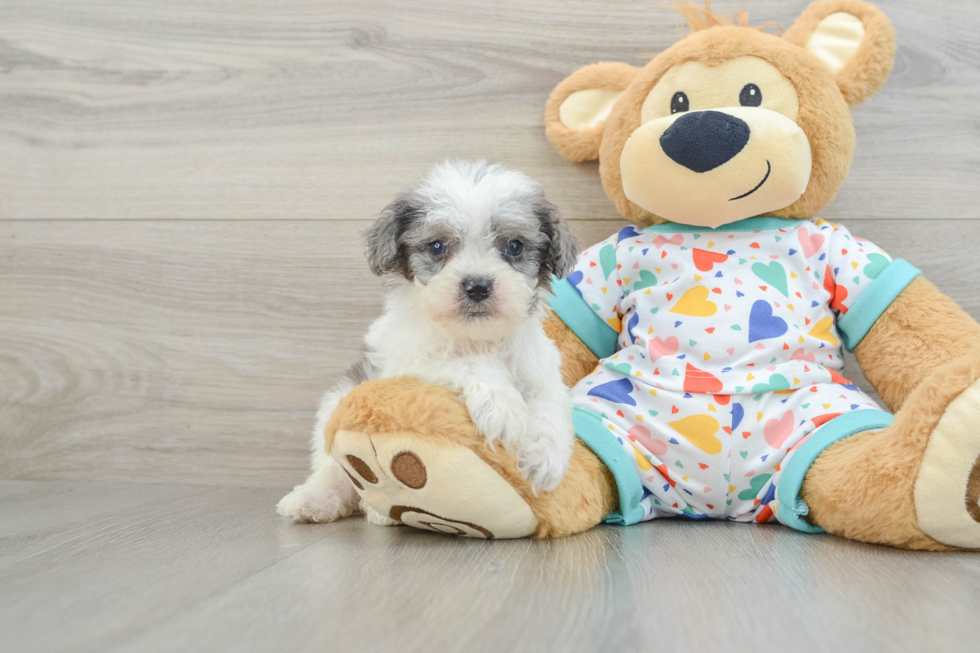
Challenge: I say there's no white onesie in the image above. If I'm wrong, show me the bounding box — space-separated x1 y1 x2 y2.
548 217 921 532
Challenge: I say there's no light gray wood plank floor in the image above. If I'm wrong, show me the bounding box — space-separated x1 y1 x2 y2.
2 0 980 651
2 480 979 653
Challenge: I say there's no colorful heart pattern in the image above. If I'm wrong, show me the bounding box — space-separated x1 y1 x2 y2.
563 219 895 524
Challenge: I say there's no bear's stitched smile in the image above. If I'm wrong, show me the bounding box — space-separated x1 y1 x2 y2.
730 160 772 201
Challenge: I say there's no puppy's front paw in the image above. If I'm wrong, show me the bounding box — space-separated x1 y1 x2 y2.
463 384 529 451
363 502 399 526
517 436 572 495
276 483 356 523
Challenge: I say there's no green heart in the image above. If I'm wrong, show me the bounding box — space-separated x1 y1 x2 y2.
633 269 658 291
751 261 788 297
606 362 632 375
739 451 748 459
731 325 742 331
751 373 791 393
599 243 618 281
737 473 773 501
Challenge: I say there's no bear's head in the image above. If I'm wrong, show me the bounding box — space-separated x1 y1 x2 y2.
545 0 895 228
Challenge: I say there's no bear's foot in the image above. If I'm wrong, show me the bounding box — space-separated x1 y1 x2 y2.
324 376 617 539
325 377 540 539
914 376 980 549
803 353 980 551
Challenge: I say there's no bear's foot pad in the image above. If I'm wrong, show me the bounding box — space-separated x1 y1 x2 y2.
332 429 538 539
915 377 980 549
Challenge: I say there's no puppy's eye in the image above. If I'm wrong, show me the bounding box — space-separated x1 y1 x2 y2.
428 240 446 257
739 83 762 107
504 240 524 257
670 91 689 114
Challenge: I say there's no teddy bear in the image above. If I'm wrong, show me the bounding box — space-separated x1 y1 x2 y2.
323 0 980 550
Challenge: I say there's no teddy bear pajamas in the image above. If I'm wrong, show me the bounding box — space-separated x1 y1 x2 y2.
549 217 921 529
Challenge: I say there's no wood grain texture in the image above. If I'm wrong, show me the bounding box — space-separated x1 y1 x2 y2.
2 218 979 486
1 480 978 653
0 0 978 221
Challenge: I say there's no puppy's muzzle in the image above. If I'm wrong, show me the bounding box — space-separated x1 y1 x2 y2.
462 277 493 303
660 110 750 173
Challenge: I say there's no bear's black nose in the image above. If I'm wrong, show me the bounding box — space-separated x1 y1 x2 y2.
659 110 750 173
462 278 493 302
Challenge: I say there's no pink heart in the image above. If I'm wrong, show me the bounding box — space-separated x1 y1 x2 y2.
798 227 825 259
790 348 816 362
671 263 678 270
724 304 732 311
653 234 684 249
734 278 743 285
633 262 640 269
628 425 668 456
726 347 735 355
648 335 679 362
627 355 635 361
704 487 713 492
764 410 795 449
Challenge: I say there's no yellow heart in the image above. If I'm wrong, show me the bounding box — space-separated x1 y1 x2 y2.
636 414 644 421
788 304 794 311
644 289 652 295
601 287 607 294
790 271 798 279
851 261 859 269
669 286 717 317
708 404 716 412
607 316 622 332
624 278 630 285
823 403 831 409
694 274 702 281
747 373 755 380
808 316 839 346
669 415 722 454
631 443 653 471
704 352 711 361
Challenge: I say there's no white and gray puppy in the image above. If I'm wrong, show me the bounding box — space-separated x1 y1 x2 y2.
277 160 579 524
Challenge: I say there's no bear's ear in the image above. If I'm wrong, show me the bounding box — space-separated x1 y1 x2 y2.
783 0 896 106
545 62 639 162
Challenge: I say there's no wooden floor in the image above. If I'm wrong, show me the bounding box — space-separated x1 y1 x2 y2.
2 1 980 651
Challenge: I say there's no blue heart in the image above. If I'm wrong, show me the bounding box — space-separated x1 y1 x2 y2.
748 300 788 342
627 313 639 344
566 270 584 297
736 291 745 297
731 402 744 431
588 378 636 406
669 437 680 445
788 248 797 255
618 225 642 241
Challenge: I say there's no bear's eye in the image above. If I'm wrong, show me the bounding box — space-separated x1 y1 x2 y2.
739 83 762 107
670 91 689 114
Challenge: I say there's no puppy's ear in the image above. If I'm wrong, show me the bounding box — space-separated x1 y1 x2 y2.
364 193 421 276
545 62 639 162
783 0 895 106
534 196 578 280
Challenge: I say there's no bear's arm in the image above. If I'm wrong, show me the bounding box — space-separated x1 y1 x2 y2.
543 309 599 387
855 276 980 412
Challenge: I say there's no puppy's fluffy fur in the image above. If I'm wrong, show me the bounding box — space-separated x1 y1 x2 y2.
277 161 579 524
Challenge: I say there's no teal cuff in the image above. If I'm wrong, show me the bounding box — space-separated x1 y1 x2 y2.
643 216 805 233
548 277 620 359
777 409 894 534
837 259 921 351
572 408 645 526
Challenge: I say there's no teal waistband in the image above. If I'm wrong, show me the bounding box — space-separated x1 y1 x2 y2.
837 259 921 352
776 409 895 534
572 408 645 525
548 277 620 359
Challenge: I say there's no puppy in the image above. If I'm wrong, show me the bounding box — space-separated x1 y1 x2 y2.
277 160 580 524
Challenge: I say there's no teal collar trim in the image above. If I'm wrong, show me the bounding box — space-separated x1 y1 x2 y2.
572 408 646 525
644 216 806 233
777 409 894 534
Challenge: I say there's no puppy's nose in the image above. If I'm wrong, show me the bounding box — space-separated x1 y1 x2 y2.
659 110 750 173
462 278 493 302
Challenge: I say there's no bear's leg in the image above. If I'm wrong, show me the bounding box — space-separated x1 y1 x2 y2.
800 353 980 551
325 376 618 539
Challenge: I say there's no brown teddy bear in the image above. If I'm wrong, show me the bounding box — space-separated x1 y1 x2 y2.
325 0 980 550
